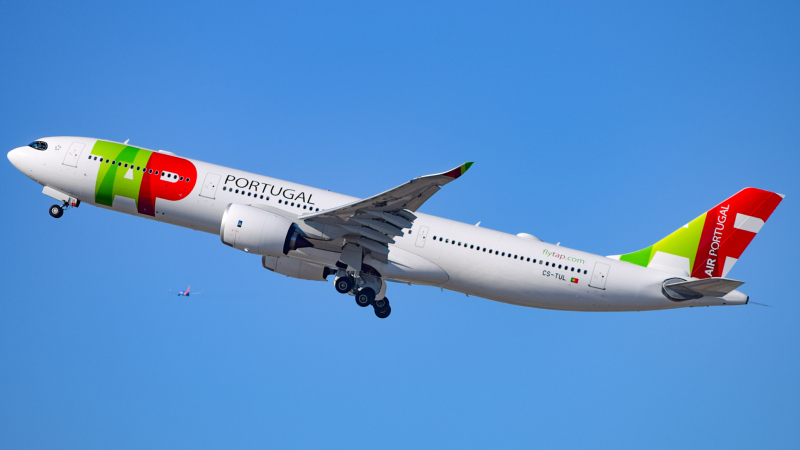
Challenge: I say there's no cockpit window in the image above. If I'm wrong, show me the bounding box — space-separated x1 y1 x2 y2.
28 141 48 151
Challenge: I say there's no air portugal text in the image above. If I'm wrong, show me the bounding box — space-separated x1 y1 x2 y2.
705 204 729 277
224 175 315 205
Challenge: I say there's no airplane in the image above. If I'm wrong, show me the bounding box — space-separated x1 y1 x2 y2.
170 286 202 297
7 137 784 319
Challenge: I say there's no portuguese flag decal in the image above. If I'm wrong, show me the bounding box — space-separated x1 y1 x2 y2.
570 278 579 283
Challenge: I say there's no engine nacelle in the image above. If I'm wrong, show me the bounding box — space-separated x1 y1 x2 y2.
262 256 333 281
220 203 313 257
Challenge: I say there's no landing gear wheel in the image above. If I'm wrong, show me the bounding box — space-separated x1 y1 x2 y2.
373 297 388 310
335 275 355 294
355 288 375 307
49 204 64 218
374 305 391 319
373 297 391 318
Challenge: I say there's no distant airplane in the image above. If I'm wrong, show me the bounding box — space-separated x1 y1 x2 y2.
171 286 202 297
7 137 785 319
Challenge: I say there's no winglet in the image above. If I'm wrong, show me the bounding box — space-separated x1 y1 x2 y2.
443 162 473 179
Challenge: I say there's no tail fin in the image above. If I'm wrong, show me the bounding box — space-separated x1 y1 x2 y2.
612 188 784 278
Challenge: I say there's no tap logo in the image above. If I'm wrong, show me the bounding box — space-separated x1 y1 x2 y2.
90 141 197 216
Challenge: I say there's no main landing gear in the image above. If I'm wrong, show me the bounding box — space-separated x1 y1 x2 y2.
334 269 391 319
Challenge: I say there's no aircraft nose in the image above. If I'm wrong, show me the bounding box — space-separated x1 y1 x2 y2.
7 148 24 171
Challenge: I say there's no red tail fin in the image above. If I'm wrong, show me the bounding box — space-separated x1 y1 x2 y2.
692 188 783 278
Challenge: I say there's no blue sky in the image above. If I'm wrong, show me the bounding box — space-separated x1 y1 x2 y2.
1 1 798 448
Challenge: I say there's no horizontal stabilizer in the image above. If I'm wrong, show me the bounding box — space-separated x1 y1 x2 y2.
662 277 744 301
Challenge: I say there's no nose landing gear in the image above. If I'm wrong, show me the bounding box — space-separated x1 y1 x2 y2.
47 197 80 219
49 204 64 218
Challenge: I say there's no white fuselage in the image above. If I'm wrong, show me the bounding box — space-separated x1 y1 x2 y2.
8 137 748 311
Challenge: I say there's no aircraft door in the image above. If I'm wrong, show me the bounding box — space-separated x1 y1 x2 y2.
415 226 429 248
199 173 222 199
62 142 85 167
589 262 610 289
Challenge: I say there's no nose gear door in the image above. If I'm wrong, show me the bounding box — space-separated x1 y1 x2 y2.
62 142 85 167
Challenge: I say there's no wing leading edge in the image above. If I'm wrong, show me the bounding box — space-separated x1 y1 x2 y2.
298 162 473 265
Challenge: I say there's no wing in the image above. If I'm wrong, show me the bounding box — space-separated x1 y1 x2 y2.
300 162 473 221
299 162 473 264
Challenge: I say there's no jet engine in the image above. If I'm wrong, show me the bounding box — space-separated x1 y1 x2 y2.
220 204 313 256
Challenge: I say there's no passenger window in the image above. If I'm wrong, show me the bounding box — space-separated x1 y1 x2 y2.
470 245 474 249
571 267 575 271
558 264 562 269
223 187 226 191
278 199 282 203
526 257 530 262
584 270 588 274
260 195 264 199
155 170 159 175
186 178 190 182
235 189 239 194
546 262 549 266
247 192 251 196
180 176 184 181
502 252 505 256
